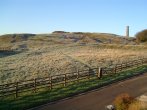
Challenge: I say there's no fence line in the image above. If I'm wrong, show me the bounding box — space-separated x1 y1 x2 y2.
0 58 147 98
0 47 12 51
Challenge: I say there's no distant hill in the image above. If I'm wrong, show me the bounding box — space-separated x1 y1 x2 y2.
0 34 36 43
0 32 136 46
51 32 136 44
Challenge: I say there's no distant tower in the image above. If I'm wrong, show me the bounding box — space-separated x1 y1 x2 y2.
126 26 129 38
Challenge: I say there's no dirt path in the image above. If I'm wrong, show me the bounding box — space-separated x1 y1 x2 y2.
30 73 147 110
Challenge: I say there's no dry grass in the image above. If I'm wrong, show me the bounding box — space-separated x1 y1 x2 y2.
114 93 147 110
128 101 147 110
0 34 147 85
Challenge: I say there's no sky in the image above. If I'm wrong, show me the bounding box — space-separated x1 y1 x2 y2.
0 0 147 36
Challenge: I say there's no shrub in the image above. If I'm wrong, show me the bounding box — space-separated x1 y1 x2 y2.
128 101 143 110
135 29 147 43
113 93 135 110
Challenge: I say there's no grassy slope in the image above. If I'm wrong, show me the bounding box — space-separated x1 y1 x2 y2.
0 33 147 84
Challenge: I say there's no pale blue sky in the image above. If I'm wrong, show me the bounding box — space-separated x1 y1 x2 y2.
0 0 147 36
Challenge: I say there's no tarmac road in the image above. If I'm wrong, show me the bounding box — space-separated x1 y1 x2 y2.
31 73 147 110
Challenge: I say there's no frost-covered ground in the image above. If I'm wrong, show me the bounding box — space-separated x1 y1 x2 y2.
0 40 146 84
0 33 147 84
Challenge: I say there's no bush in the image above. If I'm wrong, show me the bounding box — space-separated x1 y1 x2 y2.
113 93 135 110
128 101 144 110
135 29 147 43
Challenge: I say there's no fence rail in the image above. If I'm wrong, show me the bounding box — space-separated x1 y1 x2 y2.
0 58 147 98
0 47 12 51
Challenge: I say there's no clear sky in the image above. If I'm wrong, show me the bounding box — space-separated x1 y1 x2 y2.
0 0 147 36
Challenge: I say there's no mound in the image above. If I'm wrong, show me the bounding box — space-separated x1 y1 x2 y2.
0 34 36 43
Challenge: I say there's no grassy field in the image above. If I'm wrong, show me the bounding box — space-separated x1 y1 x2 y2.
0 33 147 84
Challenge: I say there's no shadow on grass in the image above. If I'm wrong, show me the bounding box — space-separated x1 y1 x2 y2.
0 50 22 58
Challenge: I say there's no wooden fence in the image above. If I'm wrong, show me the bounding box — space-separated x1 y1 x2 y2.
0 58 147 98
0 47 12 51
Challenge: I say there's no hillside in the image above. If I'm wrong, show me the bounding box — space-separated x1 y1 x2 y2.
0 32 146 84
0 32 136 49
0 34 35 43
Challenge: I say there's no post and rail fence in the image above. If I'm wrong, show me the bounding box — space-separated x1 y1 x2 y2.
0 58 147 98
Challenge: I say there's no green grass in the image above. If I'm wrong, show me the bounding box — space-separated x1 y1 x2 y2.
0 65 147 110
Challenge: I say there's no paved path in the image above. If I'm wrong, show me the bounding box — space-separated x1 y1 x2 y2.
31 73 147 110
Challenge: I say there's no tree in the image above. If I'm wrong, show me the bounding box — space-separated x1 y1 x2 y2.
135 29 147 43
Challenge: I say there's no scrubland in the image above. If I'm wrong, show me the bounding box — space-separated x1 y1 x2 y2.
0 33 147 84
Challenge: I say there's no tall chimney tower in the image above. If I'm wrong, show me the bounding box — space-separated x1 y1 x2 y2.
126 26 129 38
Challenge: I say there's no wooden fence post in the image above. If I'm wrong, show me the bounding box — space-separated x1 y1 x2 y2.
141 59 143 65
126 62 128 68
137 60 140 66
97 67 99 78
120 64 122 71
50 76 52 90
77 70 79 82
15 82 18 98
133 61 135 67
114 66 117 74
64 74 67 87
98 67 102 78
88 68 91 79
34 78 36 93
138 60 141 66
130 62 132 68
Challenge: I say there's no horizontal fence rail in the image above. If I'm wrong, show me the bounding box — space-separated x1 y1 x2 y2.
0 58 147 98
